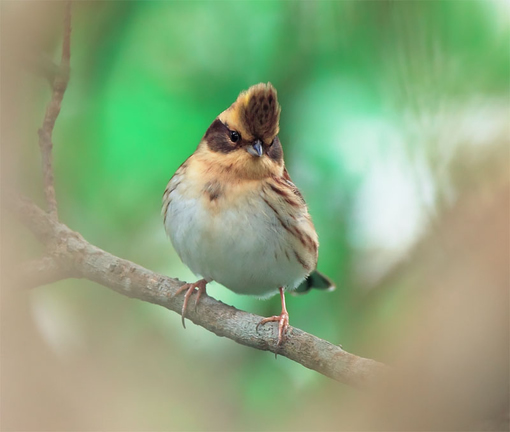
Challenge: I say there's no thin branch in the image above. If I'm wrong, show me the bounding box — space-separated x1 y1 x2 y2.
16 196 389 388
37 2 71 220
17 256 76 289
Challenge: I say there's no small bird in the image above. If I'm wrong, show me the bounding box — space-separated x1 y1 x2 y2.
162 83 333 345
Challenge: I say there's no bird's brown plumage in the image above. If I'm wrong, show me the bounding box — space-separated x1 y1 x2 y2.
162 82 330 344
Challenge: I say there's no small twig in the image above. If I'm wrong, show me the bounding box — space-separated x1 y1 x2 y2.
37 1 71 220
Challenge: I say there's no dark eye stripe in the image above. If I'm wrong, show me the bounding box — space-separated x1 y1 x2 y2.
204 119 283 162
267 136 283 163
204 119 237 154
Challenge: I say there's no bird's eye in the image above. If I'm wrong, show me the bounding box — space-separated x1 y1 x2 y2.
229 130 240 143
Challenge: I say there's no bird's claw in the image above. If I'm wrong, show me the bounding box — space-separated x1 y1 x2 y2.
173 279 207 328
256 311 290 347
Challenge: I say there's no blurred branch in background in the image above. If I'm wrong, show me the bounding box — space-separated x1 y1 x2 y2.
37 1 71 220
17 255 73 289
11 2 388 389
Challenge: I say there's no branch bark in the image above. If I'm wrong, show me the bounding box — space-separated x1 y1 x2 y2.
17 256 74 289
17 2 389 389
37 2 71 220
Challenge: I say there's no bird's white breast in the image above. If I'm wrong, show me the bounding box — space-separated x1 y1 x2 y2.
163 174 308 298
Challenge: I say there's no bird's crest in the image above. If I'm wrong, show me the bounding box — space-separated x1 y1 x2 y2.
233 83 281 142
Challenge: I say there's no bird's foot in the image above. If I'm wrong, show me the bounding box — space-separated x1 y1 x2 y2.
256 287 290 348
256 311 290 347
173 279 207 328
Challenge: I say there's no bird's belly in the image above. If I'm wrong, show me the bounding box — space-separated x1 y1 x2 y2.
165 190 308 297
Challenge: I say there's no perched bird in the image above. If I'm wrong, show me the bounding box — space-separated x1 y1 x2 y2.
162 83 333 345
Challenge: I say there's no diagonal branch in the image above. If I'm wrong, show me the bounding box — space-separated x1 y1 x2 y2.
37 2 71 220
15 195 389 387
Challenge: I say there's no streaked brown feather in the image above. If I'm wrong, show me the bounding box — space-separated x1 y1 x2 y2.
238 83 281 142
218 82 281 145
262 175 319 271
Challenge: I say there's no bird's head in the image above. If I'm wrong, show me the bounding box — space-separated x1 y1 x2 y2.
197 83 285 180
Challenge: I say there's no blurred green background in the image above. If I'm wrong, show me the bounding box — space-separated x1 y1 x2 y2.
3 1 509 430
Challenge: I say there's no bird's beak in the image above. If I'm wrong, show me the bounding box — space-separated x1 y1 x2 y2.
247 140 263 157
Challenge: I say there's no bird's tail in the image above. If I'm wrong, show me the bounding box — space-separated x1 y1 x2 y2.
293 270 335 294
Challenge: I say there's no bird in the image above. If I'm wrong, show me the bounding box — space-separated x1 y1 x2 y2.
162 83 334 345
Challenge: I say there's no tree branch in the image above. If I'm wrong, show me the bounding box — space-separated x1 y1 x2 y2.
37 2 71 220
18 2 389 388
16 196 389 387
17 256 75 289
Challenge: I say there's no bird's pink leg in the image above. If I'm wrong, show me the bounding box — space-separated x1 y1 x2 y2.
173 279 208 328
256 287 290 346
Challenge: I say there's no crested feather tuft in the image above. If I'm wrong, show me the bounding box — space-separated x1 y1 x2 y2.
236 83 281 142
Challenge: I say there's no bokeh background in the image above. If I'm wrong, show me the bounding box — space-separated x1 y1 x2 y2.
1 1 509 431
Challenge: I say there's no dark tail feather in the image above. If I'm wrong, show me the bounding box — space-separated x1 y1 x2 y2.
293 270 335 294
